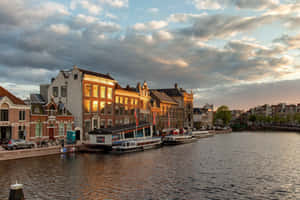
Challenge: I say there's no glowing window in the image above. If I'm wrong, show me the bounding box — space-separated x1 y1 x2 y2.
115 96 119 104
120 97 123 104
107 88 112 99
100 86 106 98
125 97 128 104
84 84 92 97
92 101 98 112
84 100 91 113
100 101 105 114
92 85 98 97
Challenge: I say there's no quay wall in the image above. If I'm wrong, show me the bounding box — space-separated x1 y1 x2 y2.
0 145 79 161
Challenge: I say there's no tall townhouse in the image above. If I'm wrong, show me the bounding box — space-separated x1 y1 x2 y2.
0 86 30 142
156 84 194 129
46 65 117 141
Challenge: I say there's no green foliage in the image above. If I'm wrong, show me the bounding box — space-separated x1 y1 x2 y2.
215 105 232 125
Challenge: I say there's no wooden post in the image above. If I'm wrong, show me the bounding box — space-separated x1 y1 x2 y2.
9 182 24 200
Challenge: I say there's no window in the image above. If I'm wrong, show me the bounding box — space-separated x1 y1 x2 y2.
53 87 58 97
35 122 42 137
100 101 105 114
92 101 98 112
0 110 8 121
59 122 64 136
115 96 119 104
18 126 25 139
61 86 67 97
74 74 78 80
136 129 144 137
84 121 91 133
124 131 134 139
135 99 138 105
92 85 98 97
145 127 151 137
106 102 112 115
115 106 119 115
100 119 105 128
125 97 128 104
84 100 91 113
93 119 98 129
107 119 112 128
120 97 123 104
100 86 106 98
84 84 92 97
125 106 128 115
131 98 134 105
107 88 112 99
19 110 25 121
67 122 72 131
115 120 119 125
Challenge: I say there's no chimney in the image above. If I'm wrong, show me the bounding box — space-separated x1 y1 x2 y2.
174 83 178 89
51 78 55 83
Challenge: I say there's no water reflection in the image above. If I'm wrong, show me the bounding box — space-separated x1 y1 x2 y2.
0 132 299 200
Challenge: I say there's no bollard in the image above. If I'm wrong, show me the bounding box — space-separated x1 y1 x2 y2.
9 181 24 200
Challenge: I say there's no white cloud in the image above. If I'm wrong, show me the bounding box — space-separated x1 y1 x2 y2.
105 12 118 19
168 13 207 23
70 0 102 15
98 0 128 8
154 57 189 68
49 24 70 35
133 20 168 31
154 30 174 41
192 0 222 10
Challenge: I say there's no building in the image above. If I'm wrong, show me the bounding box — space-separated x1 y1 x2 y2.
0 86 31 143
28 94 74 142
193 104 214 129
46 66 117 141
150 90 178 130
156 83 194 128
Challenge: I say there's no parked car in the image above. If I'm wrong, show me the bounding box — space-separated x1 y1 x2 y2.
3 139 35 150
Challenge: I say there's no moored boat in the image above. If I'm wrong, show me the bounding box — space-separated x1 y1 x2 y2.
192 130 214 139
111 137 162 153
163 134 197 145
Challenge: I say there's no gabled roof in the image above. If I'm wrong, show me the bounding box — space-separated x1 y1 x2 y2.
155 88 183 97
29 94 46 104
79 68 114 80
151 90 177 104
0 86 25 105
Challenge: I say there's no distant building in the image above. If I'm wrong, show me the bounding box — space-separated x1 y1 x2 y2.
193 104 213 129
0 86 30 142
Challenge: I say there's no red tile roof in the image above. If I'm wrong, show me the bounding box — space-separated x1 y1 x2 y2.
0 86 26 105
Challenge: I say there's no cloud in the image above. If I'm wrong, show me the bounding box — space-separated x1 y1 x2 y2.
273 34 300 50
49 24 70 35
133 20 168 31
71 0 103 15
99 0 128 8
191 0 222 10
153 30 174 41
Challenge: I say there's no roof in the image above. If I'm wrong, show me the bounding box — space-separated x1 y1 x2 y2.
89 122 151 135
151 90 177 104
79 68 114 80
0 86 25 105
29 94 46 104
155 88 183 97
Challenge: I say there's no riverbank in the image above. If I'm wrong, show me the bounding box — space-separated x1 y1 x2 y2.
233 126 300 133
0 144 81 161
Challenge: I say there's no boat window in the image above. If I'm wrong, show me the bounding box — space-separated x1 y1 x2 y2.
136 129 144 137
124 131 134 139
145 127 151 137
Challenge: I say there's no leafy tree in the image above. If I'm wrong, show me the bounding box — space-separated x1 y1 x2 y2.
215 105 232 125
249 115 257 122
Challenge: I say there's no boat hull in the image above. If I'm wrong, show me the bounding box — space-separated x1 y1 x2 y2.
163 137 197 145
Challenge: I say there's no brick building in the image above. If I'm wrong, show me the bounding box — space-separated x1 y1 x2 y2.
28 94 74 142
0 86 30 143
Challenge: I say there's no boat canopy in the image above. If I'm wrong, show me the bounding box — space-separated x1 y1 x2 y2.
89 122 151 135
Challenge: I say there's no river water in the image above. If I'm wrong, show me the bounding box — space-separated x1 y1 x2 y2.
0 131 299 200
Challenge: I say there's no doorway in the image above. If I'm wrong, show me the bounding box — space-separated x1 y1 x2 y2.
0 127 11 143
49 128 54 140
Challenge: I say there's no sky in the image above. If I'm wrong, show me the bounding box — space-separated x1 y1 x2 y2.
1 0 300 110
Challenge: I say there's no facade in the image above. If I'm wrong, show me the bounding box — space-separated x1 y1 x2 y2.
0 86 31 143
156 83 194 129
193 104 214 129
150 90 178 130
28 94 74 142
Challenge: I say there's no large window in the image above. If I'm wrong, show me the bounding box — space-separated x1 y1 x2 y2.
100 119 105 128
84 84 92 97
61 86 67 97
53 87 58 97
92 101 98 112
107 88 112 99
106 102 112 115
19 110 25 121
92 85 98 97
120 97 123 104
35 122 42 137
136 129 144 137
93 119 98 129
84 100 91 113
124 131 134 139
100 86 106 98
59 122 64 136
125 97 128 104
100 102 105 114
0 110 8 121
145 127 151 137
115 96 119 104
18 126 25 139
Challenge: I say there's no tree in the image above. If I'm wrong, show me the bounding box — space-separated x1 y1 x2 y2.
215 105 232 126
249 115 257 122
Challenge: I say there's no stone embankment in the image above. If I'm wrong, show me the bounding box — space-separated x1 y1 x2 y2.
0 145 80 161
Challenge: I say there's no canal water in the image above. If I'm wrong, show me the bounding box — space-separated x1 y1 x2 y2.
0 131 299 200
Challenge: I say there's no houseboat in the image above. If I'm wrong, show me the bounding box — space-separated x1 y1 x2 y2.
191 130 214 139
88 122 162 152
